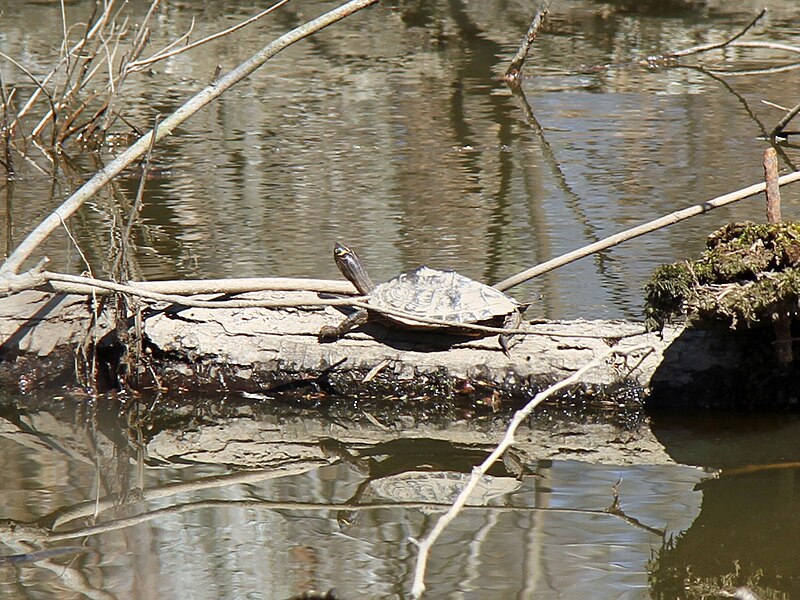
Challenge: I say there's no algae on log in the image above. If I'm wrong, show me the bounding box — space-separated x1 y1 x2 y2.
643 221 800 398
645 221 800 330
0 288 755 407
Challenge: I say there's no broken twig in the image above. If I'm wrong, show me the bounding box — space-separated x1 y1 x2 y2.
502 2 550 83
771 99 800 139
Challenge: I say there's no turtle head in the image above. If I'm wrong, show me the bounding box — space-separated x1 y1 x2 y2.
333 242 375 294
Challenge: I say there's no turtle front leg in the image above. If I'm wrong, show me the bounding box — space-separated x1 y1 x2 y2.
319 309 370 341
499 310 523 356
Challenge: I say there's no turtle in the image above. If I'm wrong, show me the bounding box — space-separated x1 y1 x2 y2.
319 242 523 353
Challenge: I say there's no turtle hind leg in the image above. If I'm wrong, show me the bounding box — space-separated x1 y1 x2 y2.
499 310 523 357
319 309 369 342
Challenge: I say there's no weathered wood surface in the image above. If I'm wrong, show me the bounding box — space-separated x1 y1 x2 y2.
0 289 747 406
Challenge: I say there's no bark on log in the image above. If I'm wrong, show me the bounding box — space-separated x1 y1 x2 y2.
0 289 771 408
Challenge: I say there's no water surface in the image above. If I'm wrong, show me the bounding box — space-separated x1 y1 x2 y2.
2 1 800 598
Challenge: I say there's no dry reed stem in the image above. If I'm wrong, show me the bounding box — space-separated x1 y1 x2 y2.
18 1 118 135
13 0 295 147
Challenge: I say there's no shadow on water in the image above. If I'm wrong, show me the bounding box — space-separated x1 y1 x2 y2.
649 412 800 599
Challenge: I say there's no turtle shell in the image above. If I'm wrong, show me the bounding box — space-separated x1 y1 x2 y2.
369 266 518 328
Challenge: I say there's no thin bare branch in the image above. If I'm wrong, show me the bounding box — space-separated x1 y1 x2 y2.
59 0 70 66
54 275 355 296
126 0 292 73
772 99 800 138
112 115 160 280
727 40 800 55
707 61 800 77
42 271 366 309
0 51 59 139
493 170 800 292
660 8 767 59
502 1 550 83
11 0 117 129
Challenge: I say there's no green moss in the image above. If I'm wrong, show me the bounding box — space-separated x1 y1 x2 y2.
644 222 800 331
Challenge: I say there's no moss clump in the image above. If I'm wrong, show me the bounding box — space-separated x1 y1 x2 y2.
644 221 800 331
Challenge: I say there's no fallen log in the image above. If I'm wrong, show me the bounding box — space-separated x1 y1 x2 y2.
0 288 764 409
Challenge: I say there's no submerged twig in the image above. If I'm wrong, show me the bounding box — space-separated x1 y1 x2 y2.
409 344 655 598
112 115 160 281
771 99 800 139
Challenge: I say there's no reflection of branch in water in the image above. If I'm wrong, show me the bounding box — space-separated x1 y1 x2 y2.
0 521 114 600
506 84 627 308
0 545 94 565
606 480 666 538
409 345 655 598
39 462 325 530
677 64 797 172
5 498 668 545
657 9 767 60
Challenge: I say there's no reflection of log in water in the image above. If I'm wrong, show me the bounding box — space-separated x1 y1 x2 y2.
0 545 93 565
0 407 668 543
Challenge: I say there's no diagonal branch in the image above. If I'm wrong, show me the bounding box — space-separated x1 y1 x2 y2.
493 170 800 292
409 344 655 598
0 0 378 277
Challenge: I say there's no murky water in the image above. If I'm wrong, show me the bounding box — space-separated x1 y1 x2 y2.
3 402 800 599
2 0 800 318
2 0 800 598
